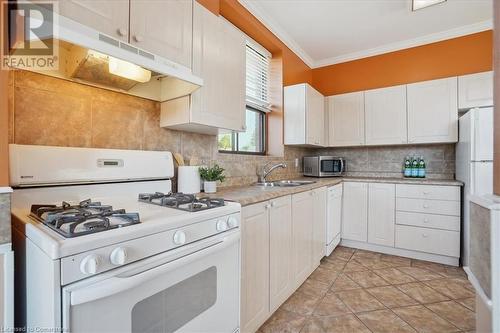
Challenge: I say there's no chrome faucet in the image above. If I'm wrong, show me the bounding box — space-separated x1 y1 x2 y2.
257 162 287 183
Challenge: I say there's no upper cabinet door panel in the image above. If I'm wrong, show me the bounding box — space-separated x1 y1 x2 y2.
306 85 326 146
407 77 458 144
328 92 365 147
365 85 407 146
57 0 129 41
130 0 193 68
458 71 493 109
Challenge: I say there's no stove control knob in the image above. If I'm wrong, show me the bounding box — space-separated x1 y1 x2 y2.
173 230 186 245
216 219 228 231
227 216 238 228
80 254 100 275
110 247 128 266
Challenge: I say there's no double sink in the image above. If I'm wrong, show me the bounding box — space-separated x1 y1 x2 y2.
255 180 316 187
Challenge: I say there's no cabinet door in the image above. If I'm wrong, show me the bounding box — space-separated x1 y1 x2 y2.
407 77 458 144
327 184 343 248
368 183 395 247
55 0 129 41
241 202 270 333
328 92 365 147
342 182 368 242
269 196 293 311
458 71 493 109
291 191 314 287
365 85 407 145
312 187 327 264
284 84 306 145
306 85 325 146
130 0 192 68
191 3 246 131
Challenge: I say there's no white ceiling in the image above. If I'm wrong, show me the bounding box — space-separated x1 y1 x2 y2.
239 0 493 68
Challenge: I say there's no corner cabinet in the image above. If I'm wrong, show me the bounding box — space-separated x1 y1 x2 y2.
407 77 458 144
284 83 325 146
458 71 494 109
365 85 407 146
342 182 368 242
160 3 246 134
327 92 365 147
367 183 395 247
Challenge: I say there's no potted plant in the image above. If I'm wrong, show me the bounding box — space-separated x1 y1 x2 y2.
199 164 225 193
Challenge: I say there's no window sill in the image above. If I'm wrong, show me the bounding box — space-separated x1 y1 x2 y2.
218 150 266 156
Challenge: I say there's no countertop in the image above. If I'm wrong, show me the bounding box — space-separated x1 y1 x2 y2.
209 177 463 207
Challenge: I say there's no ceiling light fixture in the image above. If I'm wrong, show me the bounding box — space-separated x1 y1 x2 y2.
412 0 446 11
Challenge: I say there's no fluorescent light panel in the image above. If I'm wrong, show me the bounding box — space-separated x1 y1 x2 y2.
412 0 446 11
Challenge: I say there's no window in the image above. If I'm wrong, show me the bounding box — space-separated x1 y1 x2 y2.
218 41 271 154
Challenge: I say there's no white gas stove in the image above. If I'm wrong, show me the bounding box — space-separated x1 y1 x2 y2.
10 144 241 333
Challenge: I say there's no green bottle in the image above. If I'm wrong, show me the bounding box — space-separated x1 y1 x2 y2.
404 156 411 177
418 156 426 178
411 156 419 178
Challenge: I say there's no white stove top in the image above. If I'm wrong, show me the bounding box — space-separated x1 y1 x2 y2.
11 180 241 259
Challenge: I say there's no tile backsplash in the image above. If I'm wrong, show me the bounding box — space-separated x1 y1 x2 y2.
315 144 456 179
8 70 307 188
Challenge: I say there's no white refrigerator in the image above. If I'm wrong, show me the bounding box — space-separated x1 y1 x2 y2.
456 107 493 267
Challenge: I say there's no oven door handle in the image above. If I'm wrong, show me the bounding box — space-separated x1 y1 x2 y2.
70 232 240 306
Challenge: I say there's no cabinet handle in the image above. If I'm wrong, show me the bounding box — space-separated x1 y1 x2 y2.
117 28 127 37
423 218 429 223
423 204 429 209
134 35 144 42
265 204 271 210
271 201 276 207
423 191 429 195
422 233 429 238
241 125 247 131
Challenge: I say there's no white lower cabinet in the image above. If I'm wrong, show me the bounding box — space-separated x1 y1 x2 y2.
326 184 343 255
368 183 395 247
269 196 293 312
312 187 327 265
291 191 314 288
342 182 368 242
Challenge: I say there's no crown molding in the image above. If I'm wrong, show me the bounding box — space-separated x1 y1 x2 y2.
238 0 315 68
313 20 493 68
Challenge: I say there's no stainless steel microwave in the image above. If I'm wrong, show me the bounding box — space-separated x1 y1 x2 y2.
303 156 345 177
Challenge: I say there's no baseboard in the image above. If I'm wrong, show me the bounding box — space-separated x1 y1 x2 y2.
340 239 459 266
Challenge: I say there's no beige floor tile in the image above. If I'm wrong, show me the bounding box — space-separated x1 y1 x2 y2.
426 301 475 331
366 285 419 308
334 289 385 313
309 266 340 285
456 297 475 311
345 270 390 288
282 291 322 315
313 293 351 317
424 278 475 299
397 266 444 281
357 309 417 333
297 278 332 298
352 249 381 260
259 309 308 333
301 314 370 333
321 257 347 272
353 257 394 270
379 254 412 267
329 274 361 292
393 305 459 333
329 246 356 261
396 282 450 304
342 261 369 273
372 267 416 285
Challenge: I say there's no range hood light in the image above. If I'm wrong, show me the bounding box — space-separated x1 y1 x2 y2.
108 57 152 83
412 0 446 11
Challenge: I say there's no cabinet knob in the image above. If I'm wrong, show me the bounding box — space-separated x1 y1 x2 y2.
422 233 429 238
117 28 127 37
423 218 429 223
423 204 429 209
271 201 276 207
423 191 430 195
134 35 144 42
241 125 247 130
265 204 271 209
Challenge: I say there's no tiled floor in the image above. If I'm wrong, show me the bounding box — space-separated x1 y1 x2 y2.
258 246 476 333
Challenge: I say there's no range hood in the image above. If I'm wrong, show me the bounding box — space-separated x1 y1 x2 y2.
8 5 203 102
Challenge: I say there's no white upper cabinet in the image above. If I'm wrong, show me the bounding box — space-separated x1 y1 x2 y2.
407 77 458 144
342 182 368 242
365 85 407 146
458 71 494 109
160 3 246 134
130 0 193 68
284 84 325 146
368 183 395 247
327 92 365 147
54 0 130 42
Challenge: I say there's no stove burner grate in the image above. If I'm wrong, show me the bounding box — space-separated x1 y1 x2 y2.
138 192 225 212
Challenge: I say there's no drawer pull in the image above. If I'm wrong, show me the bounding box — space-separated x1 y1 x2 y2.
423 218 429 223
423 204 429 209
423 191 430 195
422 233 429 238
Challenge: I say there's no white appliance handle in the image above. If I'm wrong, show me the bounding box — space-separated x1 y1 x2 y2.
70 232 240 306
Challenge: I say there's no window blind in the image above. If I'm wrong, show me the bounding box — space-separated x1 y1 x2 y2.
246 44 271 112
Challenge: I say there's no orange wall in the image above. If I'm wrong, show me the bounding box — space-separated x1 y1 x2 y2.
312 31 493 96
494 1 499 195
197 0 312 86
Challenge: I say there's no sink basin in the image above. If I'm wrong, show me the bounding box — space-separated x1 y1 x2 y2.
255 180 316 187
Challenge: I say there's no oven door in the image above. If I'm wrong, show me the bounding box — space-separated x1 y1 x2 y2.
62 231 240 333
320 158 344 176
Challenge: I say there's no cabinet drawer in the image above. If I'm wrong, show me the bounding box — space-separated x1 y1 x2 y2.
395 225 460 257
396 184 460 201
396 211 460 231
396 198 460 216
